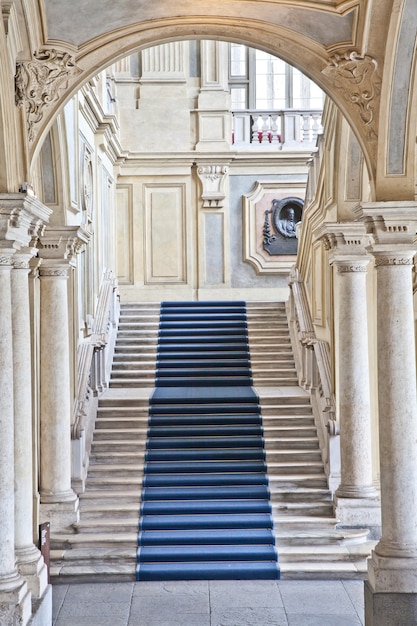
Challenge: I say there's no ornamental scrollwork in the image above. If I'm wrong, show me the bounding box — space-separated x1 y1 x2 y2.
15 49 82 142
0 255 13 265
39 267 69 277
374 256 414 267
336 264 368 273
322 51 381 140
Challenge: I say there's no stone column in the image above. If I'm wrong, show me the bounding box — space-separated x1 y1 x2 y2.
320 223 379 531
0 194 50 625
12 252 48 598
355 202 417 625
38 228 80 530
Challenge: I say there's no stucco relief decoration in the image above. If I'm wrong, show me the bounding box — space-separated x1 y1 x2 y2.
243 181 306 274
322 51 381 140
15 49 82 142
263 197 304 256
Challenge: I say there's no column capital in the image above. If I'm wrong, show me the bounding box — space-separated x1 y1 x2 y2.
37 225 92 274
354 201 417 249
0 193 51 257
315 221 373 269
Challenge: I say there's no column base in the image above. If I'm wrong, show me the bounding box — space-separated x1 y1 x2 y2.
335 495 381 539
368 552 417 592
40 495 79 532
16 546 48 598
0 578 31 626
365 580 417 626
31 584 52 626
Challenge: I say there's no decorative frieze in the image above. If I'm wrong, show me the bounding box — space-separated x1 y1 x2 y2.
15 49 82 142
336 263 368 273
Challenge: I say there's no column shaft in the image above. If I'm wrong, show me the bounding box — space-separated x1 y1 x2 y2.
12 259 48 597
374 257 417 555
335 263 376 497
0 260 19 583
39 270 77 506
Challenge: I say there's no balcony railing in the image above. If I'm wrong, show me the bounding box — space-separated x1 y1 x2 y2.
232 109 322 149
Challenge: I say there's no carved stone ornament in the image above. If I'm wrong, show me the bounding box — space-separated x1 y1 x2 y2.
374 256 414 267
0 255 13 265
196 164 228 208
15 49 82 142
322 51 381 140
336 263 368 273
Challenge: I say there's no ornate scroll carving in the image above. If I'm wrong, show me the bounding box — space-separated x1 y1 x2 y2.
15 49 82 142
322 51 381 140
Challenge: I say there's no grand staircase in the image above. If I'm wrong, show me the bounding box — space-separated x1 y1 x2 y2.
50 300 373 581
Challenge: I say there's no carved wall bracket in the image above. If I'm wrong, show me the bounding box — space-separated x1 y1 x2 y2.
196 164 228 208
15 49 82 142
322 50 381 142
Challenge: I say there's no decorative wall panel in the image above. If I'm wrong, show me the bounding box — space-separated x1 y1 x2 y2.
204 213 224 285
116 184 133 284
144 184 186 284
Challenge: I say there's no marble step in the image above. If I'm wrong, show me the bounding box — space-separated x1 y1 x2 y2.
79 503 140 519
110 378 157 387
90 451 146 464
271 501 334 517
92 429 148 441
51 532 139 550
80 489 142 504
266 450 323 463
86 475 144 489
274 528 370 548
110 369 156 378
98 397 150 408
267 462 325 476
267 475 329 489
94 417 149 429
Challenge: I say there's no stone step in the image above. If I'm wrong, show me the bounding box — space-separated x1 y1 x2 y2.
267 461 325 476
110 369 156 378
90 451 146 464
80 489 142 503
266 450 323 463
85 476 143 489
271 501 334 517
94 417 149 429
91 429 148 441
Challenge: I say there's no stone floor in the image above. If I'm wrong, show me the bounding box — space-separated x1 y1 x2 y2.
52 579 365 625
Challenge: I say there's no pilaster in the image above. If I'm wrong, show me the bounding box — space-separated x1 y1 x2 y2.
196 41 231 151
318 222 380 532
355 202 417 624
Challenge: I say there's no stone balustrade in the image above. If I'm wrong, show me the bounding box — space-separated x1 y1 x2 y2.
232 109 322 148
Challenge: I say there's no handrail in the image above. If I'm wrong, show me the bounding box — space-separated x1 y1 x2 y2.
72 269 119 439
287 266 340 491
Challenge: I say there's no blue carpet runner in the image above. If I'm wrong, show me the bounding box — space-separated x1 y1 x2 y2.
136 301 280 580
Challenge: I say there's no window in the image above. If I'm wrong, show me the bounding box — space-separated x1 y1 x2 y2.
229 45 324 111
